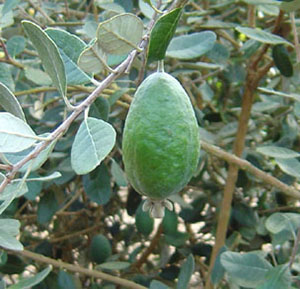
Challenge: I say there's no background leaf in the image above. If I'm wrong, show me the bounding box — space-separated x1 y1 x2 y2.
257 146 300 158
0 82 25 121
236 27 292 46
275 158 300 178
166 31 217 60
22 21 67 98
176 254 195 289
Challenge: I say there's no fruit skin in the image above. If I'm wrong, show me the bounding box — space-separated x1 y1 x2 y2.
122 72 200 201
90 234 112 264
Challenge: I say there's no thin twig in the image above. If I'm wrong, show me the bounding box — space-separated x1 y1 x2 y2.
0 164 12 171
11 249 147 289
289 228 300 269
201 141 300 199
290 11 300 63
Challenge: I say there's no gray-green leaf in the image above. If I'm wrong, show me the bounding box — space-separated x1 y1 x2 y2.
0 112 37 153
236 27 292 46
96 13 144 54
176 254 195 289
0 82 25 121
22 21 67 98
265 212 300 234
71 117 116 175
166 31 217 60
78 42 107 74
275 158 300 179
220 251 272 288
257 146 300 159
7 266 52 289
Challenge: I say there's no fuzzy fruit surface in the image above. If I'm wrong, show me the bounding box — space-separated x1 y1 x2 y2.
122 72 200 200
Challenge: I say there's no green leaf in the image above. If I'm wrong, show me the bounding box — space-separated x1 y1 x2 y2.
24 67 52 86
211 246 227 285
148 8 182 63
37 191 59 224
83 163 111 205
0 112 37 153
97 261 130 270
26 171 61 182
149 280 170 289
275 158 300 179
0 178 28 201
0 82 25 121
71 117 116 175
257 264 292 289
0 63 14 91
236 27 292 46
6 36 26 58
280 0 300 12
220 251 272 288
265 213 300 234
111 159 128 186
176 254 195 289
77 42 107 74
166 31 217 60
0 5 14 28
45 28 91 85
4 135 57 172
89 97 110 121
96 13 144 55
0 219 23 251
7 266 52 289
256 146 300 158
164 231 189 247
57 270 76 289
2 0 20 15
0 229 23 251
22 21 67 99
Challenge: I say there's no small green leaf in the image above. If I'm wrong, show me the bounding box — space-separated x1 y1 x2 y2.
22 21 67 99
57 270 76 289
4 135 57 172
111 159 128 186
166 31 217 60
176 254 195 289
149 280 170 289
24 67 52 86
148 8 182 63
71 117 116 175
211 246 227 285
2 0 20 15
0 82 25 121
275 158 300 179
0 63 15 91
78 42 107 74
236 26 293 46
0 219 23 251
257 146 300 159
257 264 292 289
83 164 111 205
265 212 300 234
46 28 91 85
26 171 62 182
7 266 52 289
0 112 37 153
220 251 272 288
97 261 131 270
97 13 144 55
37 191 59 224
6 36 26 57
89 97 110 121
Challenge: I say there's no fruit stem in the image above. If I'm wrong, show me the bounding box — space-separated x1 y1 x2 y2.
157 60 165 73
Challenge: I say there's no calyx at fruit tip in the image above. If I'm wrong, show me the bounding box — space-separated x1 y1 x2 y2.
142 198 173 218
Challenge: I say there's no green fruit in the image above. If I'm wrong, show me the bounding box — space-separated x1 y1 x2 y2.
90 234 112 264
135 201 154 236
162 209 178 235
272 44 293 77
122 72 200 208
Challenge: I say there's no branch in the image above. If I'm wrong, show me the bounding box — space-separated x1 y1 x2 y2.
0 12 158 194
201 141 300 199
11 249 147 289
